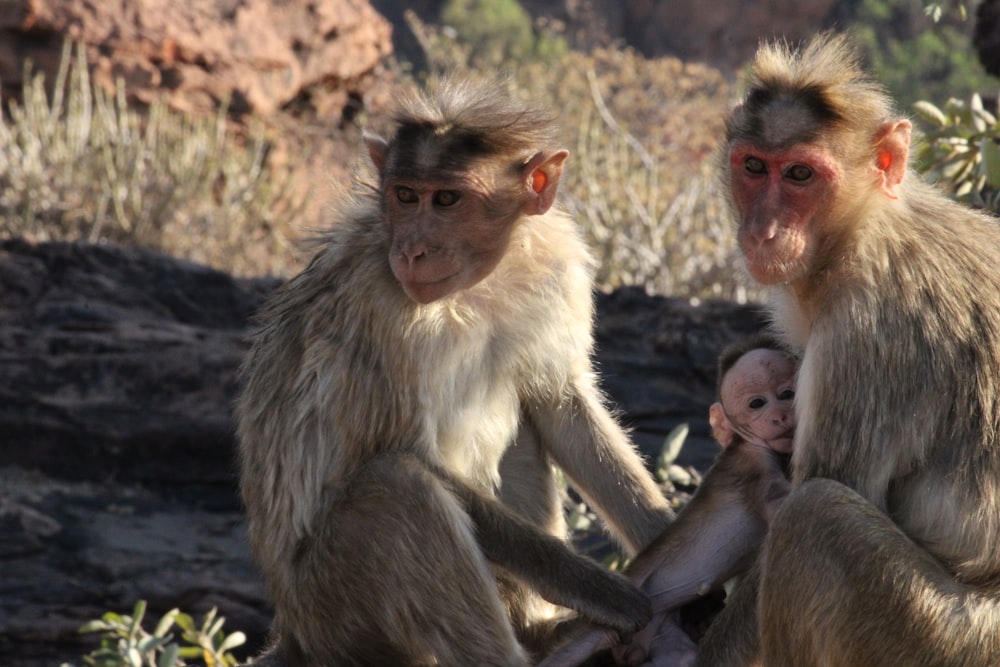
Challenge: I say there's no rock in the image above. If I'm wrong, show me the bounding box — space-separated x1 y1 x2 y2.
0 238 278 487
975 0 1000 78
374 0 840 73
0 0 393 117
0 239 766 666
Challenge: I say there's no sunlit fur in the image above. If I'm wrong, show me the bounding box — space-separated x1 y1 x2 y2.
236 79 671 666
705 33 1000 666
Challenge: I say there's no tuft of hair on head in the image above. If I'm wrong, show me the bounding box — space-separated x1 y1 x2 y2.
715 333 798 401
385 76 559 178
729 32 898 149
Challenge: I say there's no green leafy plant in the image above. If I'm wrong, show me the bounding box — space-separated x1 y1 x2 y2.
439 0 566 67
913 93 1000 212
849 0 992 109
62 600 245 667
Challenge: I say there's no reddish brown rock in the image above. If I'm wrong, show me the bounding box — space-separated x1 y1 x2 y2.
0 0 393 117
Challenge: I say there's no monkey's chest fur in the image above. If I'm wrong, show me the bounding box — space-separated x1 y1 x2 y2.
239 212 595 547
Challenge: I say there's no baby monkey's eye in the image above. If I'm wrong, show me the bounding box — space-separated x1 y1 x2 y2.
779 389 796 401
748 398 766 410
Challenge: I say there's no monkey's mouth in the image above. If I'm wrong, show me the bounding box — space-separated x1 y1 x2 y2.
402 272 460 304
770 430 795 454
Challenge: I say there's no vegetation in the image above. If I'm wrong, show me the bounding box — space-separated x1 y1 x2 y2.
0 42 302 277
914 93 1000 210
62 600 245 667
850 0 993 108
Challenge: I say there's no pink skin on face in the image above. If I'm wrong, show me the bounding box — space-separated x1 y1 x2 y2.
720 348 797 454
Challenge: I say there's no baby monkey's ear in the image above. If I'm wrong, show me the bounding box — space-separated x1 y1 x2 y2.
709 402 736 448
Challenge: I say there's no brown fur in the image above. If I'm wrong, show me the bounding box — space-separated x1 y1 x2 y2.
702 33 1000 666
541 338 794 667
236 78 672 666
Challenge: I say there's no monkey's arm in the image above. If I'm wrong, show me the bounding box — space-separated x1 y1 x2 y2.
440 468 653 636
528 381 674 555
540 446 783 666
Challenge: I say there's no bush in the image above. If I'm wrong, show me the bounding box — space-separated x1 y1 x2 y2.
0 42 304 277
62 600 245 667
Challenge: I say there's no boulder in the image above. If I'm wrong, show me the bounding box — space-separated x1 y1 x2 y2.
0 0 393 117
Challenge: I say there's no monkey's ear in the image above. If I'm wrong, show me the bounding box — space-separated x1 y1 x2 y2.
873 120 911 200
709 402 735 448
522 150 569 215
364 133 390 173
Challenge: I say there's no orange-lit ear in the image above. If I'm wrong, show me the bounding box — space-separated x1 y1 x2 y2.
709 402 735 448
873 120 911 199
364 133 389 173
522 149 569 215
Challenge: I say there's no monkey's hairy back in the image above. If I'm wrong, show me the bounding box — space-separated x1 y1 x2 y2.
236 196 597 572
778 179 1000 586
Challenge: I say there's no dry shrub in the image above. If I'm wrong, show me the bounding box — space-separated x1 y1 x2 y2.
0 42 304 277
3 33 757 300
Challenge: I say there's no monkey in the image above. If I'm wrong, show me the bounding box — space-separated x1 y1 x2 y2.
695 33 1000 666
235 77 674 667
539 334 798 667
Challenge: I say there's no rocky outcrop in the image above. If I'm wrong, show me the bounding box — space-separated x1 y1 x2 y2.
0 0 393 117
375 0 841 72
0 239 766 665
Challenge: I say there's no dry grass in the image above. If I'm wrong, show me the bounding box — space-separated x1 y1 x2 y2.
1 34 756 300
0 42 304 277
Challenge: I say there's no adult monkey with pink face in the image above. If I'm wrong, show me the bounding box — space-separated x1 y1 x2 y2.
236 78 673 667
699 33 1000 666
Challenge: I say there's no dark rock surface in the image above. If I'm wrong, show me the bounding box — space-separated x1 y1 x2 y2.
0 239 766 666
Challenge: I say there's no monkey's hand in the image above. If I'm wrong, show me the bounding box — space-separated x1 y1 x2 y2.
556 564 652 636
444 465 652 635
611 610 696 667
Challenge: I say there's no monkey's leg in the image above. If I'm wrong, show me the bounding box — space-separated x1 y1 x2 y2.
760 478 1000 667
497 424 569 656
279 454 528 667
694 561 761 667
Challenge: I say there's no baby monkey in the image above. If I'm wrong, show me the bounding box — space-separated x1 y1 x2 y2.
541 334 798 666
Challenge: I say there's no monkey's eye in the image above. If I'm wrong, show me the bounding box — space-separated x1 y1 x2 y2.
785 164 813 182
433 190 461 207
745 157 767 174
748 397 766 410
779 389 795 401
396 187 419 204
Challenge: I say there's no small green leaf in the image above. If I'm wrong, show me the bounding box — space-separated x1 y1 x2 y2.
980 137 1000 188
657 423 689 470
172 612 195 633
154 609 180 639
913 100 948 127
157 644 180 667
218 631 246 653
137 636 169 653
79 620 115 634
